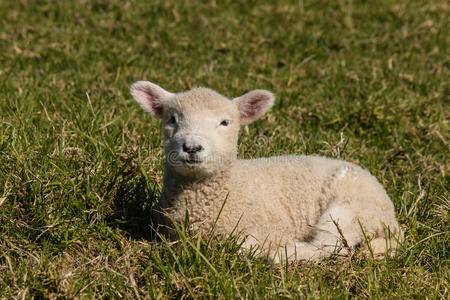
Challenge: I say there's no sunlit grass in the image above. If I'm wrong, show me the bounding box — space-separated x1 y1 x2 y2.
0 0 448 298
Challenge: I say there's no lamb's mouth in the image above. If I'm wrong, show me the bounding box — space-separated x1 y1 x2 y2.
182 157 203 166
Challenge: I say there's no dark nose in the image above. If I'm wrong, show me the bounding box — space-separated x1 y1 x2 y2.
182 143 203 154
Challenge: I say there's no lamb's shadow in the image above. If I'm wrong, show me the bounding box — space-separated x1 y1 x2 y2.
107 174 160 241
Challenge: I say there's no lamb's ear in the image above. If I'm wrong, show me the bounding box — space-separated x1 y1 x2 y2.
130 81 174 118
233 90 274 125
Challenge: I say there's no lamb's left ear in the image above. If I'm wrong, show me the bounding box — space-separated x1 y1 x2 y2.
130 81 174 118
233 90 275 125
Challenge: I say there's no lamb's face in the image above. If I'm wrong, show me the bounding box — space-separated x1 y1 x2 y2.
131 81 274 178
161 89 241 176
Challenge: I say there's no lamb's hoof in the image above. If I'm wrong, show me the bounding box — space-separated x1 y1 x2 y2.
368 238 398 259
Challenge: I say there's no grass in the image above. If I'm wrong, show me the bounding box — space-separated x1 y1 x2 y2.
0 0 448 298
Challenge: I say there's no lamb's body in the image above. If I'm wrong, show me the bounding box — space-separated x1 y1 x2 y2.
131 81 402 263
159 155 401 261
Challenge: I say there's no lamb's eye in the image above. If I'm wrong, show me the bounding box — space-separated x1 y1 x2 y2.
220 119 230 127
168 115 177 124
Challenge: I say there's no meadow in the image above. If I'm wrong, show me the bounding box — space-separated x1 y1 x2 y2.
0 0 448 298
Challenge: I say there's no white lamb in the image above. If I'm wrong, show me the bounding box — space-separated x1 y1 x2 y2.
130 81 402 263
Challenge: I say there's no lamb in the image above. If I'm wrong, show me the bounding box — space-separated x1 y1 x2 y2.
130 81 403 263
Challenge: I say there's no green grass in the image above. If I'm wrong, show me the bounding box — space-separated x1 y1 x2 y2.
0 0 448 298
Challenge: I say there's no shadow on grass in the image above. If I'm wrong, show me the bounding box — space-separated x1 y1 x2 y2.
106 175 160 241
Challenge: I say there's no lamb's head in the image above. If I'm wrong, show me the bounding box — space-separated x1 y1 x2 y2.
131 81 274 177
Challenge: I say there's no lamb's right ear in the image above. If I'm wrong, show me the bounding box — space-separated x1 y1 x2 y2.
130 81 174 118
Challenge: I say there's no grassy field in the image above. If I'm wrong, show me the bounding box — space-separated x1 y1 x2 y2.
0 0 448 298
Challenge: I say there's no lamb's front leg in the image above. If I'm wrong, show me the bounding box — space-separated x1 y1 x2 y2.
269 240 347 264
269 227 351 263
